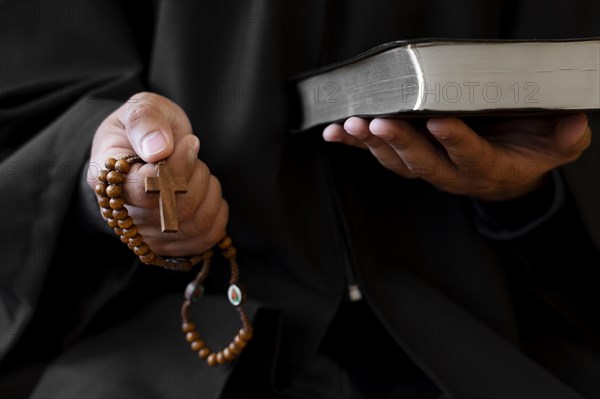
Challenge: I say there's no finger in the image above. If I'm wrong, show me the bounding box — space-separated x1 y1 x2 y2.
167 134 201 181
427 117 494 167
370 118 453 179
201 199 229 248
344 117 414 176
153 199 229 256
484 116 558 136
323 123 368 149
186 174 222 237
552 113 592 159
116 92 194 162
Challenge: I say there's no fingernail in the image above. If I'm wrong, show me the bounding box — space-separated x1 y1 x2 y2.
141 131 168 156
369 119 386 134
427 121 449 139
344 117 360 133
323 124 343 142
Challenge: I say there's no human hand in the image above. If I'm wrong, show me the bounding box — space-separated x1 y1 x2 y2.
323 114 591 201
87 92 228 256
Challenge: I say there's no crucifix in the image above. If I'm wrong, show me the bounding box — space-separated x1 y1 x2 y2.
145 161 188 233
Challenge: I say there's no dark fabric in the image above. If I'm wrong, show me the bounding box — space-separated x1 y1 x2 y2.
1 1 600 398
222 300 442 399
28 293 263 399
472 170 565 240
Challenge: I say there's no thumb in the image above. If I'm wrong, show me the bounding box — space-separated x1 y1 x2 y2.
117 93 181 162
553 113 592 157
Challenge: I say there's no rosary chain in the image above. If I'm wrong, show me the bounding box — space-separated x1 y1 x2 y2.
94 156 253 366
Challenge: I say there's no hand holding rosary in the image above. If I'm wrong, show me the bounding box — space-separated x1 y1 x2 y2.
94 155 252 366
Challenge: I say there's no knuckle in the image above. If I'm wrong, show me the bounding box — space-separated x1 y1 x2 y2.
208 174 222 196
570 131 592 156
192 209 215 235
466 176 499 196
125 103 158 129
388 138 411 152
127 91 161 106
200 162 213 183
405 161 435 176
151 241 168 255
206 228 226 249
204 202 228 246
123 178 154 208
379 159 404 174
395 166 418 179
178 198 196 219
191 237 216 255
404 162 420 174
452 153 478 166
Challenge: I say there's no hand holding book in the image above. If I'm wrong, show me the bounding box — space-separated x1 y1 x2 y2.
323 113 591 201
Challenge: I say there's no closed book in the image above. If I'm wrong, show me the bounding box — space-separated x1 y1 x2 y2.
293 38 600 131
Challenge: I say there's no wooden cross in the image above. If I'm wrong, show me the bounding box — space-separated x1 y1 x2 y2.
145 161 187 233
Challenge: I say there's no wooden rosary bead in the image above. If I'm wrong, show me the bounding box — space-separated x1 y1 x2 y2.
113 227 123 236
218 236 232 250
95 183 107 196
216 352 225 365
109 197 125 209
186 331 200 343
133 242 150 256
105 158 116 170
118 217 133 229
134 243 150 256
223 348 235 361
101 208 113 219
139 252 156 264
98 196 110 208
228 342 242 355
240 328 253 341
198 348 211 360
106 171 124 184
115 159 130 173
112 208 128 220
191 340 205 351
107 218 119 228
106 185 123 198
120 235 129 244
233 335 247 348
182 322 196 333
98 169 108 183
128 234 144 247
122 226 138 238
207 354 217 367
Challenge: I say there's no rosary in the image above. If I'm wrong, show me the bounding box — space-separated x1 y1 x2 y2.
94 155 253 366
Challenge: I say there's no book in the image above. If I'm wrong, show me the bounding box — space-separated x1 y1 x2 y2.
293 38 600 131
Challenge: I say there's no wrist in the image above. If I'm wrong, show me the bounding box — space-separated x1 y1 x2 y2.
471 169 565 239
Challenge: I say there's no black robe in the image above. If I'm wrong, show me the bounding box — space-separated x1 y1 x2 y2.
1 1 600 398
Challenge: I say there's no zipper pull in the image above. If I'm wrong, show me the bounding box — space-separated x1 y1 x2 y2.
347 284 363 302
